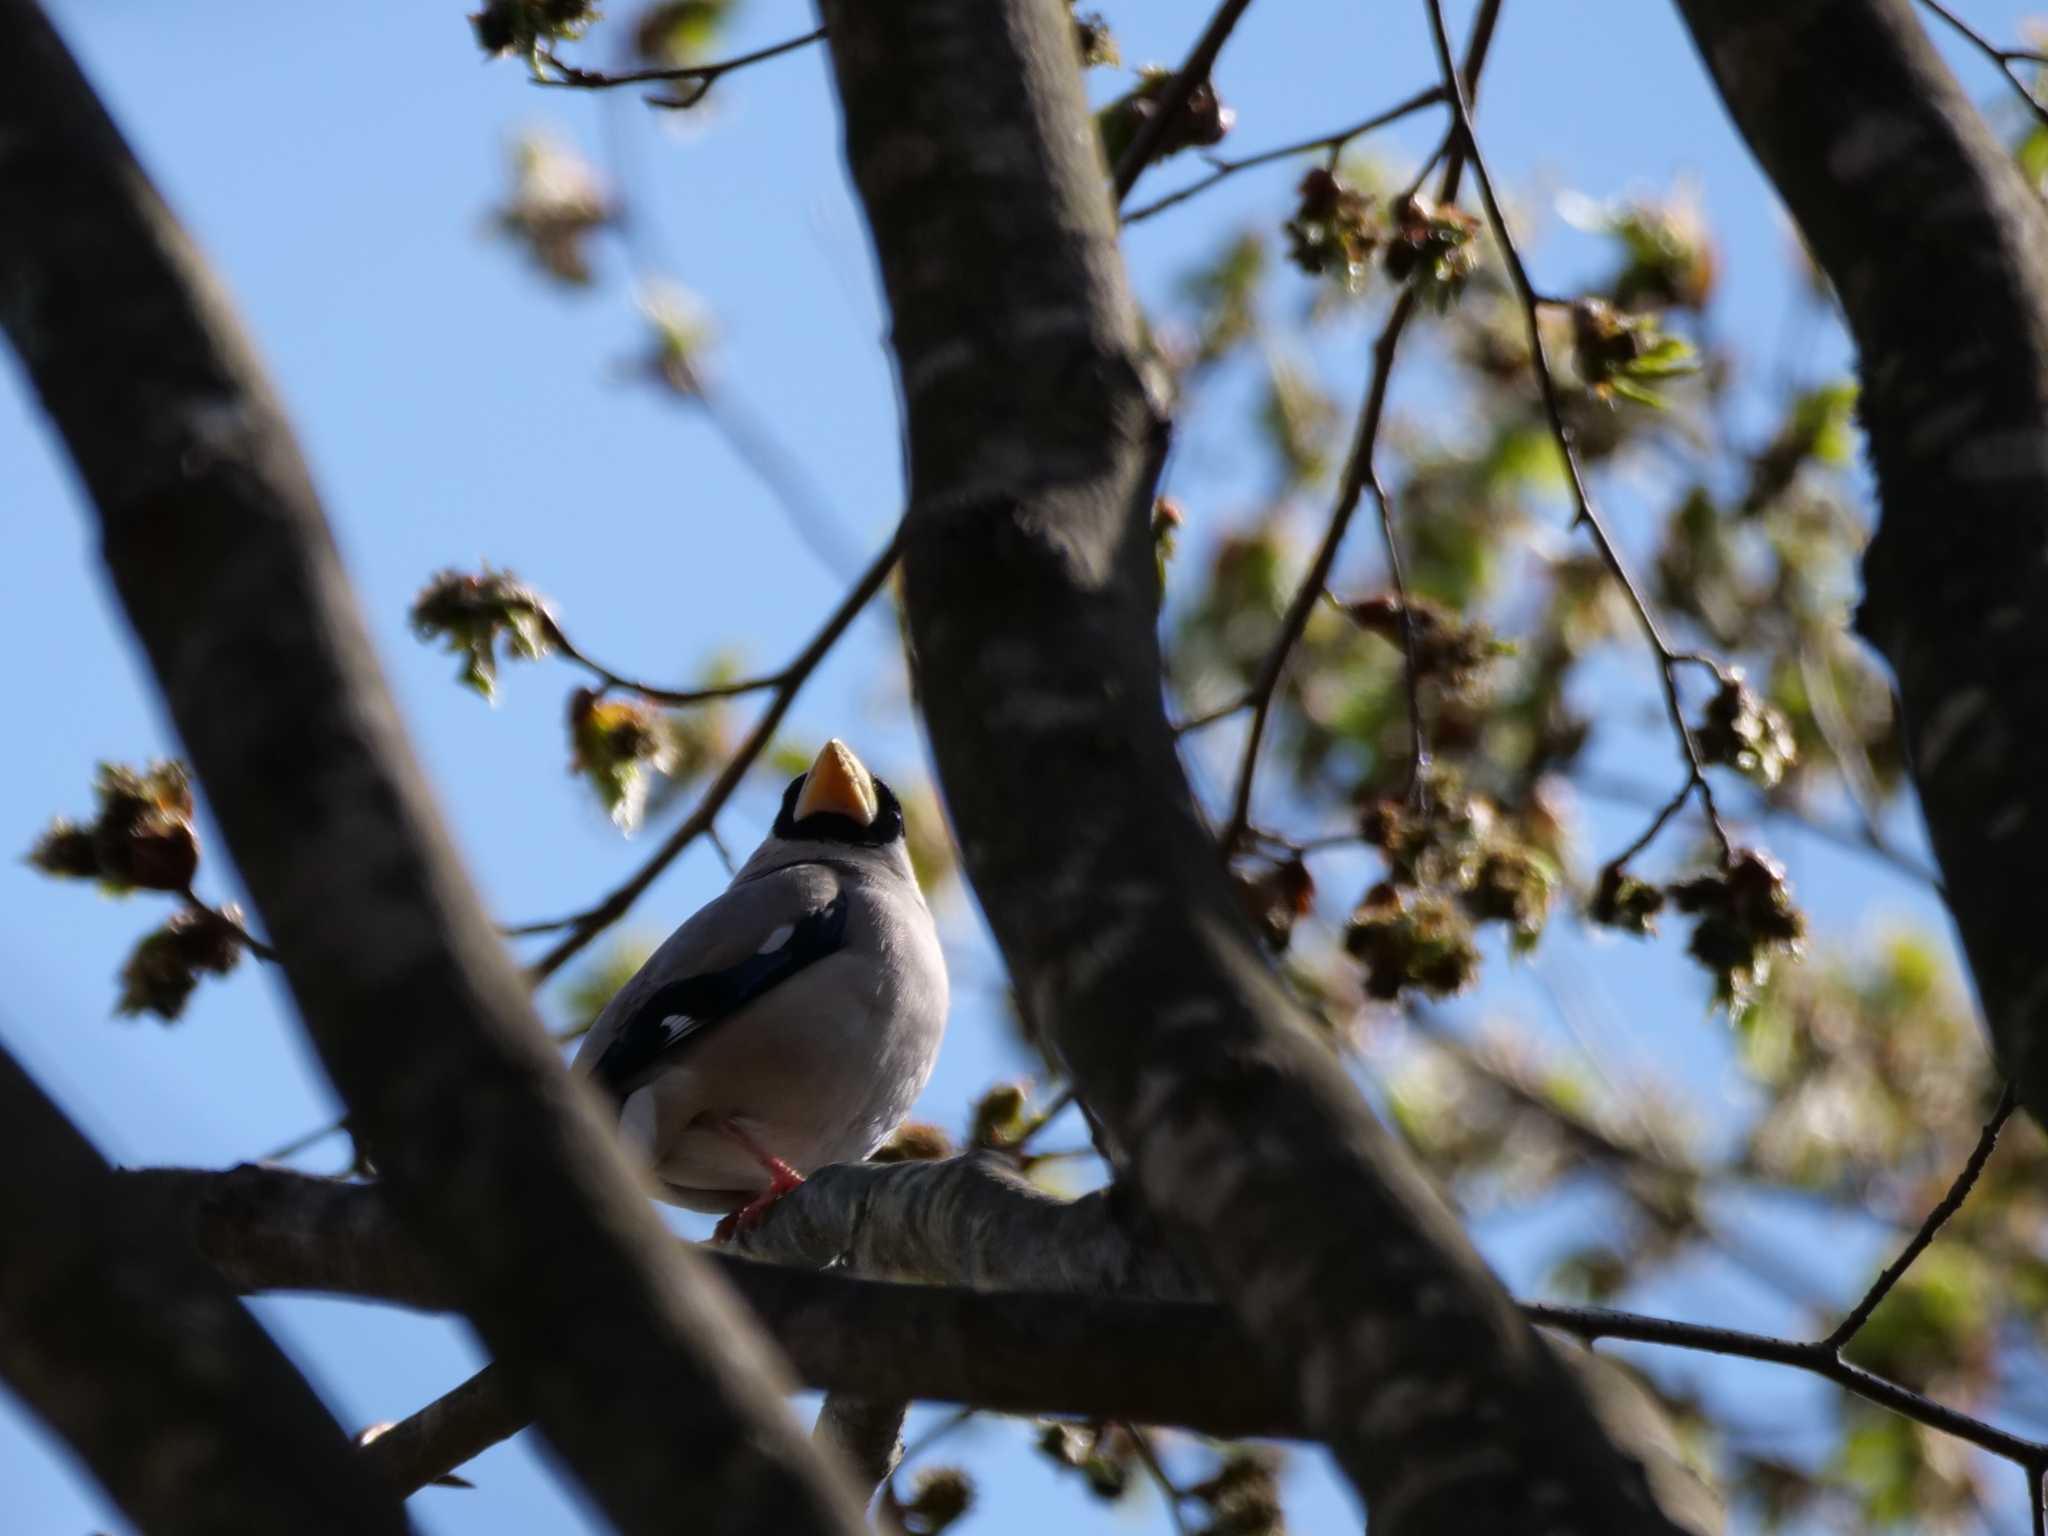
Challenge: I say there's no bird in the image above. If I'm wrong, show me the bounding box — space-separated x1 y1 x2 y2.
573 738 949 1240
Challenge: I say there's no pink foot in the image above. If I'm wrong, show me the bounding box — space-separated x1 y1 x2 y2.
707 1120 804 1245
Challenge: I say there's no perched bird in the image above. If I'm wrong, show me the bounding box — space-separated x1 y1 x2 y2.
574 739 948 1238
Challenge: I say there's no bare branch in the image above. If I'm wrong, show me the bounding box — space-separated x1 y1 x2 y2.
1219 0 1503 851
1111 0 1257 201
1916 0 2048 128
1122 86 1446 225
1529 1301 2046 1471
0 1048 404 1533
1821 1082 2016 1351
135 1156 2048 1500
0 8 865 1529
537 28 826 108
521 527 901 979
1420 0 1734 876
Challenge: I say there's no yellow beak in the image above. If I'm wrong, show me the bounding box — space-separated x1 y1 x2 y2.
794 739 879 825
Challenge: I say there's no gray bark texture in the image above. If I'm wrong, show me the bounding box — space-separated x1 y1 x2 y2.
0 5 864 1531
0 1052 408 1534
814 2 1700 1527
122 1159 1719 1531
1674 0 2048 1127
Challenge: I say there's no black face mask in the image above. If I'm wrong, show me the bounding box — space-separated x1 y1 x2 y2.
772 771 905 848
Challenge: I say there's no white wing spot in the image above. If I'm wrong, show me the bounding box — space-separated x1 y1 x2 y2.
660 1013 693 1043
758 922 796 955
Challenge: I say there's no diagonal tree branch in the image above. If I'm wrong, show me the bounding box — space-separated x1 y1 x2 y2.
0 1050 407 1534
0 7 863 1532
1669 0 2048 1140
806 1 1699 1528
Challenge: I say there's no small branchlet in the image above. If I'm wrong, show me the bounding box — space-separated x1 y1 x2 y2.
1097 67 1234 169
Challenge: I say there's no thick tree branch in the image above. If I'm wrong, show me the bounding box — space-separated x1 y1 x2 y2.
120 1156 2016 1511
1671 0 2048 1135
811 0 1694 1528
0 1052 406 1534
0 8 862 1532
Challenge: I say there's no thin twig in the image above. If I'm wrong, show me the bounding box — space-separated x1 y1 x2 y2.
519 529 901 981
706 821 739 878
1220 291 1413 856
1419 0 1733 872
536 28 825 108
2033 1463 2046 1536
1125 1425 1194 1536
180 888 279 962
1821 1083 2016 1352
695 387 865 582
253 1116 349 1164
1525 1300 2048 1470
1571 770 1943 889
1111 0 1257 203
1916 0 2048 129
537 611 783 708
1122 86 1446 224
1172 692 1253 735
1217 0 1504 853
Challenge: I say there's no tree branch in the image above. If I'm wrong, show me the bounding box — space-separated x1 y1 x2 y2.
814 0 1703 1526
131 1152 2026 1511
0 1050 406 1534
1110 0 1256 201
520 527 900 978
1670 0 2048 1138
1915 0 2048 129
1219 0 1502 849
0 7 863 1531
1421 0 1733 873
1820 1082 2016 1350
1122 86 1446 225
537 28 826 109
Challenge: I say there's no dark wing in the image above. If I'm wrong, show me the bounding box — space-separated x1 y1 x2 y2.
589 887 850 1099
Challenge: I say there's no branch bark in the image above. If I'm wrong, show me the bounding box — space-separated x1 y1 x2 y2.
122 1158 1717 1530
0 1051 406 1534
1670 0 2048 1130
815 1 1695 1529
0 6 862 1531
125 1163 1296 1445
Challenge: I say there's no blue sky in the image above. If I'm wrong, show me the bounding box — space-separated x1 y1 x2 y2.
3 1 2040 1531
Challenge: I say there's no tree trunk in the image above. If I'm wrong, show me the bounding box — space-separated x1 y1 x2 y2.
0 1050 407 1533
816 0 1701 1529
0 5 863 1530
1673 0 2048 1127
